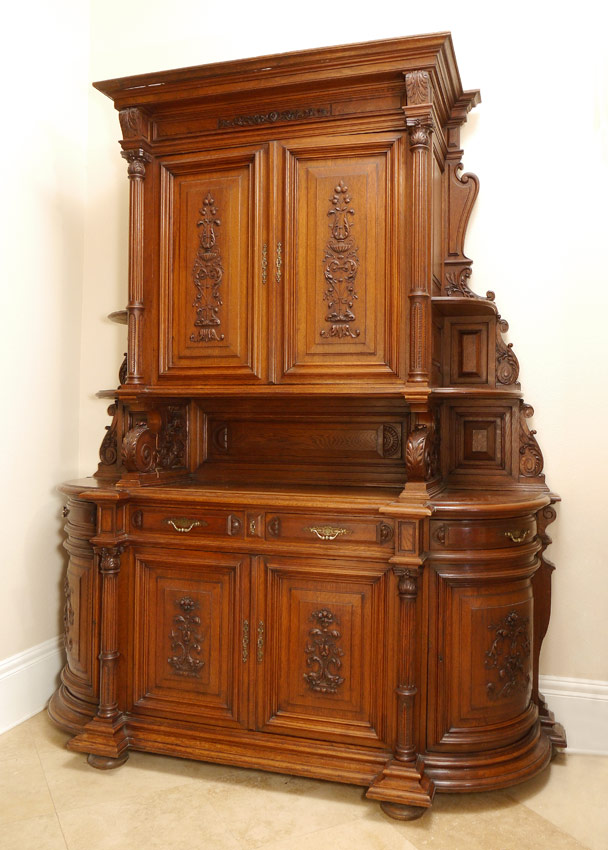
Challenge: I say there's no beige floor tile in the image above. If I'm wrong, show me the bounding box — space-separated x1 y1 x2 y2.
504 753 608 850
0 718 40 765
254 809 419 850
57 785 240 850
196 770 367 848
385 788 590 850
0 755 56 826
0 813 68 850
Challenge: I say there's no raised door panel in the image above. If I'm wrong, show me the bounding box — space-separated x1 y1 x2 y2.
157 146 266 383
277 134 406 384
129 548 249 729
256 555 391 747
427 562 536 753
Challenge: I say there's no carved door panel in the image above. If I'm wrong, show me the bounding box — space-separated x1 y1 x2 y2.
255 555 391 747
426 561 536 753
129 548 250 729
275 134 406 384
156 145 267 384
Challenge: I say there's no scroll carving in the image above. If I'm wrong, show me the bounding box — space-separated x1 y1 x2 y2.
119 353 128 386
303 609 345 694
496 318 520 386
519 403 544 478
320 180 361 340
377 522 394 544
168 597 204 678
190 192 225 343
405 70 431 105
99 403 119 467
445 268 476 298
121 422 157 473
485 611 531 700
219 107 329 129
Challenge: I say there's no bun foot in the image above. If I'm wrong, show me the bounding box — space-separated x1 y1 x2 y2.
380 801 428 821
86 752 129 770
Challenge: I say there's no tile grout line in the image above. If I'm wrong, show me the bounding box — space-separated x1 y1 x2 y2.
32 715 71 850
500 788 594 850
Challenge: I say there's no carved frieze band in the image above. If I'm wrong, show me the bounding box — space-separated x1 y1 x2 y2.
519 403 544 478
321 180 361 340
303 608 345 694
484 611 531 700
168 596 204 677
190 192 225 343
496 318 520 386
219 107 329 129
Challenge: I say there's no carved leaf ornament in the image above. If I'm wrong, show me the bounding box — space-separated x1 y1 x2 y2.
304 608 345 694
321 181 361 340
168 596 204 677
190 192 225 343
484 611 531 700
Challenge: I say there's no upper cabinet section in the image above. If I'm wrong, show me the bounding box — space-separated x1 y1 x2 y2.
95 34 480 397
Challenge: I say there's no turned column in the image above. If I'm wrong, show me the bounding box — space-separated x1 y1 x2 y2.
121 147 151 385
394 567 420 764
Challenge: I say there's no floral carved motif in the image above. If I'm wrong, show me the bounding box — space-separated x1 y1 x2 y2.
219 107 329 129
320 180 361 340
63 576 74 653
519 403 544 478
496 318 520 386
190 192 225 343
158 406 187 469
485 611 531 700
405 70 431 105
303 609 345 694
168 597 204 678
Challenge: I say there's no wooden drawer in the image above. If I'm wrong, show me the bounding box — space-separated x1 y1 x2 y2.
429 515 537 550
129 506 245 538
264 513 394 548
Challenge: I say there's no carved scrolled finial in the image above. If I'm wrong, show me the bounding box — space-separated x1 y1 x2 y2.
121 147 152 179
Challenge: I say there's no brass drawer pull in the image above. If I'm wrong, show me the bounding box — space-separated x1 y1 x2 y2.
261 243 268 285
163 517 207 533
257 621 265 662
304 525 352 541
242 620 249 663
504 529 530 543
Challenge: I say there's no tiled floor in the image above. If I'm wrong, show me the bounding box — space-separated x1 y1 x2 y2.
1 712 606 850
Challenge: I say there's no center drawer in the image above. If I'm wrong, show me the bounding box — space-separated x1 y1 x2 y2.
264 512 394 548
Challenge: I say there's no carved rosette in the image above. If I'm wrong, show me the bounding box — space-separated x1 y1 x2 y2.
496 318 520 386
121 422 157 473
320 180 361 340
382 424 401 458
303 609 345 694
485 611 531 700
157 406 187 469
190 192 225 343
519 403 544 478
168 597 204 678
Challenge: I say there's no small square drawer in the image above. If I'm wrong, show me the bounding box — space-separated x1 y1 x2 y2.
129 506 245 538
430 516 537 550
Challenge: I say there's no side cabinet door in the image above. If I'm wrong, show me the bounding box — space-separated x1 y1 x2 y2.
129 547 250 730
255 555 392 748
276 133 406 385
155 144 267 385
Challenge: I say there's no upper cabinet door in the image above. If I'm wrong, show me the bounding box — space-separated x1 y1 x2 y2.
275 134 406 385
156 144 267 385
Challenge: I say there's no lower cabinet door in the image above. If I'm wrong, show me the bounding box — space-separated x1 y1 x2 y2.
255 555 393 747
129 547 250 729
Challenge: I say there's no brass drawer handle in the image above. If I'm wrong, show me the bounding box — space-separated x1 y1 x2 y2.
261 243 268 285
257 621 265 662
242 620 249 663
504 529 530 543
163 517 207 533
304 525 352 541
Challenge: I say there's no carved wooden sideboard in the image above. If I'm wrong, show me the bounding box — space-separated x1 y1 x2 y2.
49 33 566 820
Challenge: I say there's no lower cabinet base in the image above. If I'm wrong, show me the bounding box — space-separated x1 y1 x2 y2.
48 682 562 820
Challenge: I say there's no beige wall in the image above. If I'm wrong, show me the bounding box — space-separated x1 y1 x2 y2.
3 0 606 684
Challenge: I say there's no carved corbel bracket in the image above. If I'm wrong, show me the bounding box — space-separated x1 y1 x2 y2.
120 404 188 478
519 403 545 480
496 317 520 386
118 107 151 142
121 421 157 473
405 415 440 483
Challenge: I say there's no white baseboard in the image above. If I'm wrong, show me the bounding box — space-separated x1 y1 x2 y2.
539 674 608 754
0 636 64 734
0 643 606 755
